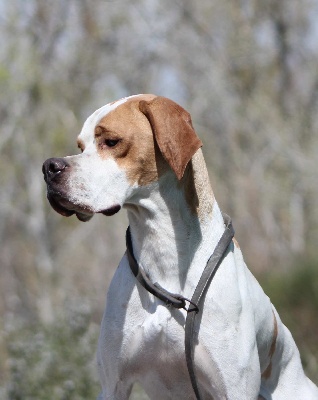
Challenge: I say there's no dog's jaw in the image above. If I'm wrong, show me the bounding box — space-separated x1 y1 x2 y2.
99 205 121 216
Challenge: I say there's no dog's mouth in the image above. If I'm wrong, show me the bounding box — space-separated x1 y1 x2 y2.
47 192 121 221
99 205 121 216
47 191 93 222
47 193 75 217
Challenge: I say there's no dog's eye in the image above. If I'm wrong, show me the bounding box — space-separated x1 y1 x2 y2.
105 139 120 148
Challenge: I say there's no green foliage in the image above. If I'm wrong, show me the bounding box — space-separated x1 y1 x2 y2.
3 305 100 400
260 259 318 384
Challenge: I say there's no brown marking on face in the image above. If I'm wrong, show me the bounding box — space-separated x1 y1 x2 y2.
262 311 278 380
95 94 169 186
92 95 208 217
77 138 85 153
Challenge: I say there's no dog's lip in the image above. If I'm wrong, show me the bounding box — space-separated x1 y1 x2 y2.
47 192 94 221
99 205 121 216
47 193 75 217
75 212 93 222
47 191 121 219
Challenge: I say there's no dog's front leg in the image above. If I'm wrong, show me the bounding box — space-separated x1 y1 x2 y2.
96 315 134 400
96 259 137 400
96 382 133 400
97 336 133 400
96 383 133 400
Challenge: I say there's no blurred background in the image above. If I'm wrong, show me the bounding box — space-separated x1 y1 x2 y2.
0 0 317 398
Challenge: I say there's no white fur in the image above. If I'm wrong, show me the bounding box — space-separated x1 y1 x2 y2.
65 154 133 214
57 97 318 399
97 169 318 399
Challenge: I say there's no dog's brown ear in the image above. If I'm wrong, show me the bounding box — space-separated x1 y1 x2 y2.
139 96 202 180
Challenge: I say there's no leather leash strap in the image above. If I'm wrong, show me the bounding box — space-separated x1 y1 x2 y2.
125 213 235 400
185 213 234 399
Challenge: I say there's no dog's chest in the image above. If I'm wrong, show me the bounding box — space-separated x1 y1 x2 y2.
124 305 186 363
115 308 220 400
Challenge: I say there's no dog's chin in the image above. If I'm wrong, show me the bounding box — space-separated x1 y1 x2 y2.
75 212 93 222
47 194 75 217
47 193 121 221
76 205 121 220
99 205 121 216
47 194 94 222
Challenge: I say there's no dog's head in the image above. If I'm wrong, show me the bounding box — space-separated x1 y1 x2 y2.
42 95 202 221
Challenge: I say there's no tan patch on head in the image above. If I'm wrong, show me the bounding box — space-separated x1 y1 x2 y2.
95 94 169 186
262 311 278 380
93 95 208 217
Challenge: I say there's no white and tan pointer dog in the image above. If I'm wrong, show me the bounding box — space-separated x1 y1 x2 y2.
43 95 318 399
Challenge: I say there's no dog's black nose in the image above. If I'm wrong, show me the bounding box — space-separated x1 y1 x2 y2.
42 157 69 182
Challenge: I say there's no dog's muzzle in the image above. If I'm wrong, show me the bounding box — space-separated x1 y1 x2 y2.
42 157 78 218
42 157 70 184
42 157 120 221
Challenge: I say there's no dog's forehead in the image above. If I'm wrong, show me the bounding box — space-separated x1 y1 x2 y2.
79 96 134 143
78 94 155 143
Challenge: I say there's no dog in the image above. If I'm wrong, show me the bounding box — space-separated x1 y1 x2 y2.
42 95 318 399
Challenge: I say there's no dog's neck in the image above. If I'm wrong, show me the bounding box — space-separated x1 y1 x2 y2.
125 149 225 294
